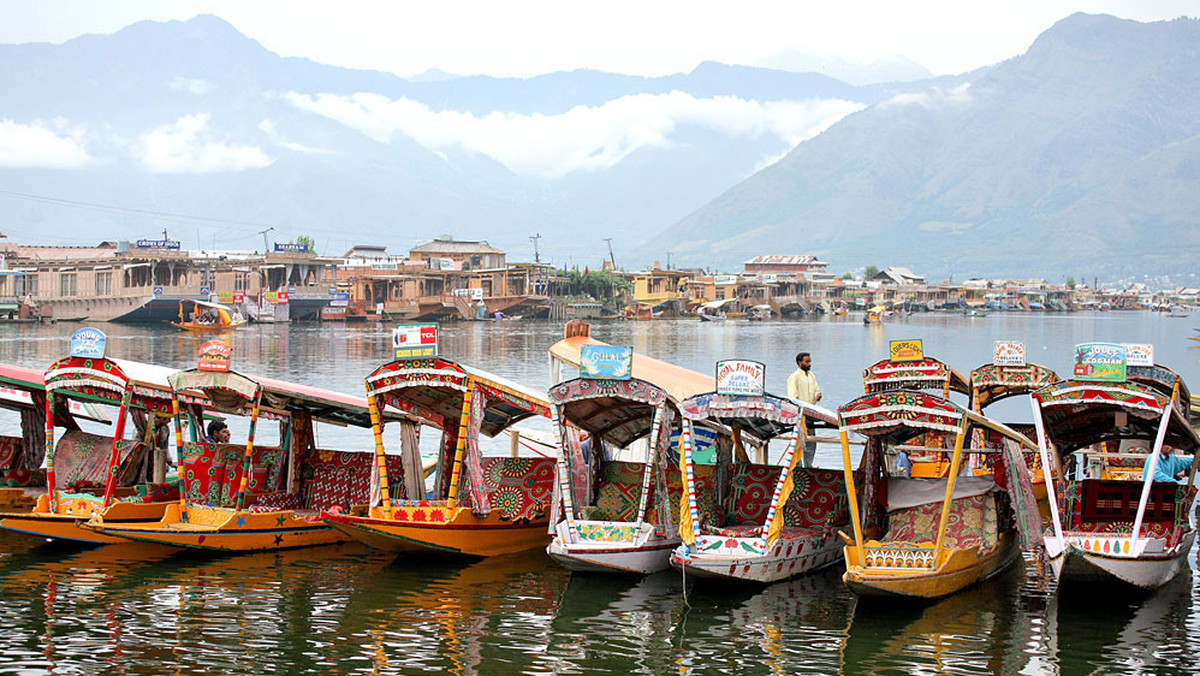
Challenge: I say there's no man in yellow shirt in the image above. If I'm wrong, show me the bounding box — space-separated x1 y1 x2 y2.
787 352 821 467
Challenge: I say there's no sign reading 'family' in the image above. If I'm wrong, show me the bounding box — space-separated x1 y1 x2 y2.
579 345 633 380
1073 342 1127 382
715 360 765 396
889 339 924 362
393 323 438 359
69 328 107 359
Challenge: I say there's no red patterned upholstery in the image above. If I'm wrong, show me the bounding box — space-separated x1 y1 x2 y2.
300 450 405 511
248 491 305 512
0 435 20 470
726 465 781 526
54 431 146 491
782 468 851 532
3 468 46 487
183 442 283 507
885 494 993 549
478 457 555 522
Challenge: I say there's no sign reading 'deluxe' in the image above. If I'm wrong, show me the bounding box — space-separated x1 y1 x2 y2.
69 328 107 359
1124 343 1154 367
1073 342 1126 382
394 323 438 360
889 339 924 363
198 340 232 372
580 345 633 380
993 341 1026 366
715 360 765 396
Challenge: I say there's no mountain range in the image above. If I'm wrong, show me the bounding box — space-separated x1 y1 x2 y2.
1 13 1196 281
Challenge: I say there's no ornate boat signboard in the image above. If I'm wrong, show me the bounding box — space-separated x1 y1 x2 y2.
715 360 765 397
889 339 925 363
1072 342 1127 382
992 341 1026 367
579 345 633 380
69 328 107 359
393 323 438 359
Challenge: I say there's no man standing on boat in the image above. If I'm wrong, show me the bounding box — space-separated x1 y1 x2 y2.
787 352 821 467
1143 444 1193 483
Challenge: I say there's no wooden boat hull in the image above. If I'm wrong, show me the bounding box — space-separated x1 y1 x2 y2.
1047 531 1194 590
322 508 550 557
669 533 844 584
171 321 247 332
86 503 348 552
546 521 679 574
842 532 1019 599
0 496 173 545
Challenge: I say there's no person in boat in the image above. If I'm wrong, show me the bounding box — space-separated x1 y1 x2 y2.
786 351 822 467
1143 444 1194 483
206 420 231 445
896 449 913 479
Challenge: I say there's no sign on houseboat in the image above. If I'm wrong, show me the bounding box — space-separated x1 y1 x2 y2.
198 341 232 372
715 360 765 396
136 239 181 250
1124 343 1154 367
579 345 633 380
993 341 1026 366
69 328 107 359
1073 342 1127 382
889 339 925 362
273 243 310 253
394 324 439 359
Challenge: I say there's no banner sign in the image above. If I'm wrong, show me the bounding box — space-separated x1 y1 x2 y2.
715 360 766 396
580 345 633 380
452 288 484 301
371 263 399 271
1073 342 1127 382
69 328 107 359
273 243 309 253
1124 343 1154 367
713 275 738 285
232 293 245 305
889 339 925 362
198 341 232 372
394 323 438 359
331 292 349 307
136 239 181 250
993 341 1026 366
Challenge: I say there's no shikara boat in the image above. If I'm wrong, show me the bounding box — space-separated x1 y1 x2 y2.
838 390 1043 599
171 299 247 332
543 326 715 574
321 334 556 557
1031 373 1199 590
0 331 192 545
86 340 396 551
668 361 857 584
968 357 1059 506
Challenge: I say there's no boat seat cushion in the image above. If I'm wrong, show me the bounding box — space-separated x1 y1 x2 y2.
726 464 781 526
0 435 20 471
586 460 645 522
301 450 406 511
782 469 851 533
1058 480 1191 530
478 457 556 522
54 430 146 491
246 491 305 512
884 493 998 549
183 442 283 507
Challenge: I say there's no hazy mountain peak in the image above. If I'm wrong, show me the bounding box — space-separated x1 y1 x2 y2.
756 49 934 85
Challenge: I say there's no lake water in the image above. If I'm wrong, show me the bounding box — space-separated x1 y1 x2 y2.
0 313 1197 674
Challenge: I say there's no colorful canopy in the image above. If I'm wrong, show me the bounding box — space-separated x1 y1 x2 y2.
1032 380 1200 454
862 356 970 397
969 362 1059 410
548 377 672 448
678 392 836 440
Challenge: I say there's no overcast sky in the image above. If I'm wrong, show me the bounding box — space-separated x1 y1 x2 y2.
2 0 1196 78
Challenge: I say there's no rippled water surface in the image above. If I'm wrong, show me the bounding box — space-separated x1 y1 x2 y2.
0 313 1197 674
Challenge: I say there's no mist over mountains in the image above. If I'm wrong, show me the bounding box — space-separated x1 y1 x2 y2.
1 13 1196 281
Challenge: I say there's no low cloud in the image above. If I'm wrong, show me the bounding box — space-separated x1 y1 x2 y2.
134 114 272 173
283 91 864 179
258 119 331 154
0 118 92 168
880 83 973 109
168 77 214 96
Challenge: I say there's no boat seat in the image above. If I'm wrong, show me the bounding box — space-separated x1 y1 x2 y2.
0 435 21 472
300 450 407 511
883 493 999 550
1059 480 1190 531
53 430 147 491
182 442 283 507
581 461 645 522
477 457 556 522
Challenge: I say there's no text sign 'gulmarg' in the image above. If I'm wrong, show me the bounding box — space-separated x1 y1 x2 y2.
580 345 633 380
69 328 107 359
889 339 925 363
394 324 438 360
1073 342 1127 382
198 341 232 372
993 341 1026 367
716 360 765 396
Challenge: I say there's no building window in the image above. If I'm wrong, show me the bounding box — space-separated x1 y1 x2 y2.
60 273 77 297
95 271 112 296
716 289 725 300
18 275 38 298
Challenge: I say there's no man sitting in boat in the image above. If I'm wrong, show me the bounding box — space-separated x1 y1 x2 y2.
1144 444 1194 483
206 420 231 444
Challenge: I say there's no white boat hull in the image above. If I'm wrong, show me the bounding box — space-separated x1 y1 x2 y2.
547 521 679 575
669 531 843 584
1046 530 1194 590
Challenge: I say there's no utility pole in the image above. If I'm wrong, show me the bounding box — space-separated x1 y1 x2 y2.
530 233 542 264
603 238 616 271
258 227 274 253
666 252 672 270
